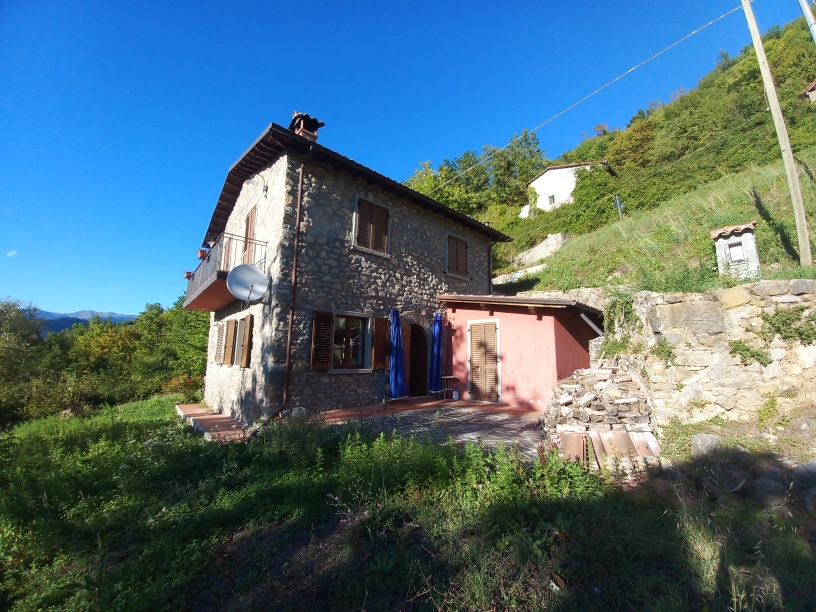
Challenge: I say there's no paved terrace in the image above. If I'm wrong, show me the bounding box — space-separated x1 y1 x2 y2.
320 398 546 461
176 399 547 458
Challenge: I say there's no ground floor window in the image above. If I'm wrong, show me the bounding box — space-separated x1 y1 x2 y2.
333 315 366 368
311 311 389 371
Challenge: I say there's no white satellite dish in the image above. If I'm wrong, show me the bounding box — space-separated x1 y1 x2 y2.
226 264 268 302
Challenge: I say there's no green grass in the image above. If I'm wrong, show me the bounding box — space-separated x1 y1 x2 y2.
492 147 816 294
1 398 815 611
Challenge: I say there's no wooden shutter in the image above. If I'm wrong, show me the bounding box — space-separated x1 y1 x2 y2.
243 207 256 264
356 200 373 250
223 320 237 366
239 314 253 367
447 236 456 274
470 323 484 401
215 324 225 364
457 239 468 276
483 322 498 402
311 311 333 370
372 318 389 370
448 236 468 276
371 204 389 253
222 237 232 271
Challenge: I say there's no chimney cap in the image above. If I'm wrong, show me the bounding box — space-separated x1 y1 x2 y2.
289 112 325 140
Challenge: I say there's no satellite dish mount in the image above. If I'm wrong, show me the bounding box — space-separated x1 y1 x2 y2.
226 264 268 309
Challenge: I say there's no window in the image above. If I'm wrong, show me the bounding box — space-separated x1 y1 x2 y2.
311 311 389 371
728 242 745 263
333 316 366 368
243 206 256 264
548 195 556 206
217 315 253 367
447 235 468 277
355 199 389 254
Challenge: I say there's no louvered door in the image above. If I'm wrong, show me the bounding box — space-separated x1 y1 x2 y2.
469 322 498 403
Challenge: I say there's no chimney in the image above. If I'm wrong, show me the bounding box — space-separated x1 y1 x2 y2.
288 111 325 142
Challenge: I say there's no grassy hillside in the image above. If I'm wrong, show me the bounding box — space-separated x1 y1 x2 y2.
494 146 816 294
2 397 815 611
487 17 816 269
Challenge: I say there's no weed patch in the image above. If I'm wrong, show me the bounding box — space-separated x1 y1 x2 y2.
729 339 772 366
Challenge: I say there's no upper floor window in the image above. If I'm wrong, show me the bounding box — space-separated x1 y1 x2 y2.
243 206 256 264
356 199 389 254
447 235 468 277
548 195 556 206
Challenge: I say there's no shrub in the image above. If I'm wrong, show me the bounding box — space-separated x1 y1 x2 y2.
651 337 676 364
728 340 772 365
161 374 203 403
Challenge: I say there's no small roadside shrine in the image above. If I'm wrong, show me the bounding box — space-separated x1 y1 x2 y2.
437 295 603 411
710 221 760 280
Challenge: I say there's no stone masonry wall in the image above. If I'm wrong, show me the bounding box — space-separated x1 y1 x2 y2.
623 279 816 425
204 152 495 424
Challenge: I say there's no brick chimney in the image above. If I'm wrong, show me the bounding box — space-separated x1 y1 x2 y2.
288 112 325 142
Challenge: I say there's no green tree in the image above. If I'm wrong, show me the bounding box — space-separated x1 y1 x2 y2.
0 300 42 424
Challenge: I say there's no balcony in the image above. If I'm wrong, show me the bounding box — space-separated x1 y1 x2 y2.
183 233 267 311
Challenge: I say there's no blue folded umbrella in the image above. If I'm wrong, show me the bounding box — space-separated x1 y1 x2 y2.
389 309 408 399
429 313 443 393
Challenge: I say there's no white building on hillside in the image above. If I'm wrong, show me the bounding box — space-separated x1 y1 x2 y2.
520 161 615 218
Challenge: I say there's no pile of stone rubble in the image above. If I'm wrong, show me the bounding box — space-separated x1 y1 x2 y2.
539 359 656 461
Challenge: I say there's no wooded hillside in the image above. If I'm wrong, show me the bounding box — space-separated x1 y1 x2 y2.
405 17 816 270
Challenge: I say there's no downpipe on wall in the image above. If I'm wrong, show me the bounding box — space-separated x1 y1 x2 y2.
280 145 313 414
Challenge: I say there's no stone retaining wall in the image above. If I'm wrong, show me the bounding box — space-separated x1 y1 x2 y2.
618 279 816 424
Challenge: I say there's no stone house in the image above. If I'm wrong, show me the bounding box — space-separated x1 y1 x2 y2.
184 113 509 424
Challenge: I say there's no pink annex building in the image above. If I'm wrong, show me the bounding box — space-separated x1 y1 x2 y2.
438 295 603 411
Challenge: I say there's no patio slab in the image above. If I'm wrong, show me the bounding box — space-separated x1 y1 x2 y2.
320 398 547 461
176 403 247 442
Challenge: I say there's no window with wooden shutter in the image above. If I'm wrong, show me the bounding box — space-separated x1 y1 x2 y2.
447 235 468 276
372 317 389 370
223 320 238 366
355 199 389 254
239 314 253 367
243 206 256 264
215 324 225 364
311 311 333 370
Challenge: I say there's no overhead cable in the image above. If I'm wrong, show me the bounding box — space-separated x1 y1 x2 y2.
427 4 743 197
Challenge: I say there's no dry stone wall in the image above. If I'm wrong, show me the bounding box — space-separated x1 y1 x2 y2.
623 279 815 425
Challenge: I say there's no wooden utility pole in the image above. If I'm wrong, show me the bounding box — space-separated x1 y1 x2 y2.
798 0 816 47
741 0 812 266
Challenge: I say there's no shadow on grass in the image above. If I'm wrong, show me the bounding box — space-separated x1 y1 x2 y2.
2 403 814 611
751 187 800 263
492 277 540 295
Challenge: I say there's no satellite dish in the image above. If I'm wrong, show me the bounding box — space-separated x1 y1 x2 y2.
226 264 268 301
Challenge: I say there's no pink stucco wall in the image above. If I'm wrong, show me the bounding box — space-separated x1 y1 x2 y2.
444 305 595 412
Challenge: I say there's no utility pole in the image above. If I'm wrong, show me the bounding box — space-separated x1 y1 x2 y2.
798 0 816 47
741 0 812 266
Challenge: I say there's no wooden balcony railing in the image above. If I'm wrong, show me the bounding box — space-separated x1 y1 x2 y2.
183 233 267 311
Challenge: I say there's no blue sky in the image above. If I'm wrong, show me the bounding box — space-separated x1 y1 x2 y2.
0 1 807 315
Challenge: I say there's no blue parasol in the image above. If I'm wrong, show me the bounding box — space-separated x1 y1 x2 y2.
428 313 443 393
389 309 408 399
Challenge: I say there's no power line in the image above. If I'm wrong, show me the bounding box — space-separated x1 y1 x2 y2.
427 4 743 197
509 109 769 241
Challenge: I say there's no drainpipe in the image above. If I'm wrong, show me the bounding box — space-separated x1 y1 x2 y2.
281 145 313 410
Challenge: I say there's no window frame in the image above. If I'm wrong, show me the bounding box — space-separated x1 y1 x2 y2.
445 231 470 279
311 310 390 373
351 196 393 258
332 315 368 369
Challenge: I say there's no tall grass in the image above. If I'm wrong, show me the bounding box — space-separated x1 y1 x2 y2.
1 398 813 610
495 147 816 294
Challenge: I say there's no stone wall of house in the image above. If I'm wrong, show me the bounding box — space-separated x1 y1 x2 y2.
203 156 290 422
204 152 495 424
615 279 816 425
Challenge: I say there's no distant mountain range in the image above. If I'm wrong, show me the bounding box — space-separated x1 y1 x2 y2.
39 310 136 323
38 310 137 335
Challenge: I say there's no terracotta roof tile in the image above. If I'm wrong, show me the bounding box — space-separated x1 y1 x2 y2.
710 221 757 239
